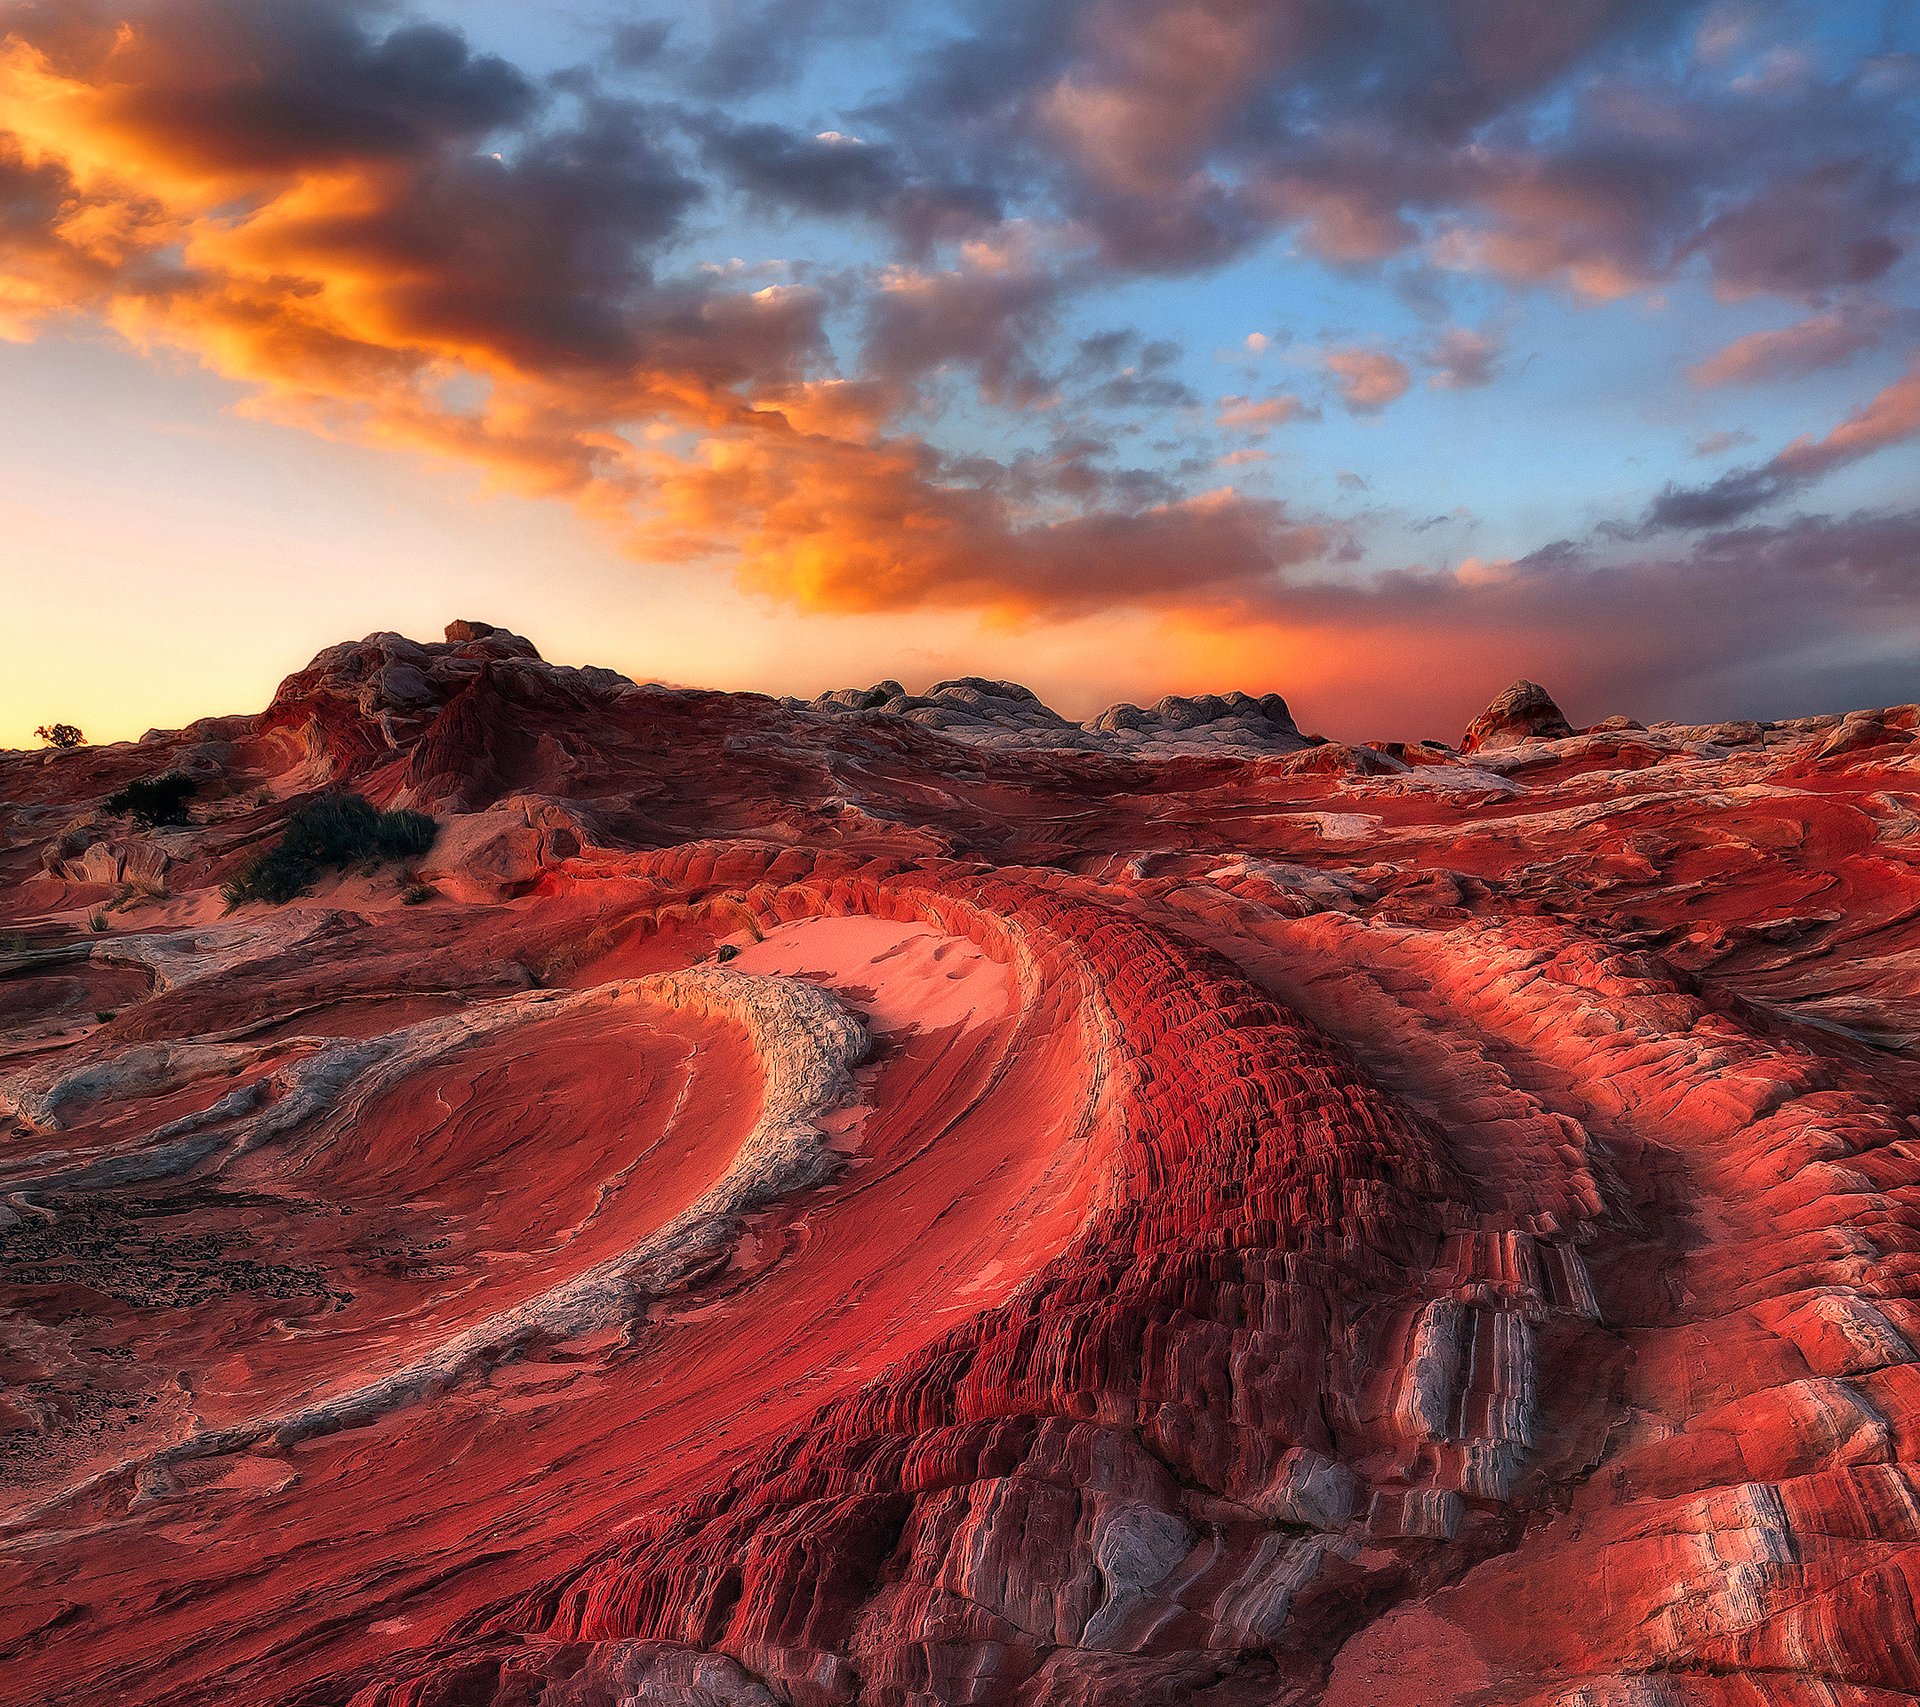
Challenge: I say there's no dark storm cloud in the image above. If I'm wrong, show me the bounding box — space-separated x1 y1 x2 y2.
693 116 1002 244
1642 465 1790 530
0 0 853 389
860 254 1065 406
697 120 905 217
1065 332 1200 410
608 19 673 69
4 0 537 172
1686 158 1915 299
272 96 712 372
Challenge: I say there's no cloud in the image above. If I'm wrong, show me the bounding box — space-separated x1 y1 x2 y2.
650 430 1346 617
1646 357 1920 528
5 0 537 177
0 0 1361 644
1080 339 1198 409
1686 159 1914 300
0 3 742 389
1036 0 1307 200
6 0 1919 726
1424 326 1504 389
861 239 1066 406
1165 505 1920 735
1693 427 1757 456
694 115 1001 244
1060 329 1199 408
608 20 673 68
1215 393 1308 431
698 117 905 216
1689 304 1896 387
1325 345 1412 413
677 0 889 98
881 0 1917 307
1772 358 1920 479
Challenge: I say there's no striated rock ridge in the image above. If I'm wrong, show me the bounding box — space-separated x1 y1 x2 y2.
1459 678 1576 753
4 626 1920 1705
801 679 1313 756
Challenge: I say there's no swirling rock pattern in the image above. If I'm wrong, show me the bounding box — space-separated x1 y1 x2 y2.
4 628 1920 1706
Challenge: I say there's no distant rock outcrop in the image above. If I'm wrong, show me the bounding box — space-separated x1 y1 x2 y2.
802 679 1314 755
1459 678 1575 752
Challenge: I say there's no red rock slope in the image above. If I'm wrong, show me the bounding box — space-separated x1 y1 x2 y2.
4 624 1920 1706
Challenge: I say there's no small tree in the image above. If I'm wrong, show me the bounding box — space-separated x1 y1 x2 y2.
35 723 85 749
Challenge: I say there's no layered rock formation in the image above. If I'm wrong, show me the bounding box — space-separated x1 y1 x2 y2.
1458 680 1575 753
799 679 1313 756
4 629 1920 1705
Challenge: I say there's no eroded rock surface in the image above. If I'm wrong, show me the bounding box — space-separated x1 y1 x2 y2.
800 679 1314 756
5 629 1920 1706
1460 679 1576 753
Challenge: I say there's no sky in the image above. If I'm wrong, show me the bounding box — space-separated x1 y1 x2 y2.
2 0 1918 747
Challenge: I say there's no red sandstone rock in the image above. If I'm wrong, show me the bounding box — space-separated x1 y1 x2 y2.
1459 678 1576 752
3 630 1920 1705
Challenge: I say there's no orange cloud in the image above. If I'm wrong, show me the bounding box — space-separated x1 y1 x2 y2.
1039 0 1306 198
1648 356 1920 529
645 425 1337 618
0 0 1368 635
1773 357 1920 478
1215 393 1307 431
1324 345 1411 413
1689 308 1890 388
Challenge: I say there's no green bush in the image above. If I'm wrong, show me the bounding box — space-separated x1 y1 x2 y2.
104 772 198 827
223 793 438 907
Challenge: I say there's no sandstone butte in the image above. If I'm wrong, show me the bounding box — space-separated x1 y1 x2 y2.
4 622 1920 1707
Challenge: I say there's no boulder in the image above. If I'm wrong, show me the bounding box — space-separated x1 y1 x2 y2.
417 795 595 902
1460 679 1575 752
40 832 170 889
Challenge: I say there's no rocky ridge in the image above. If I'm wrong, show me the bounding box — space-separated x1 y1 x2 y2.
798 679 1313 756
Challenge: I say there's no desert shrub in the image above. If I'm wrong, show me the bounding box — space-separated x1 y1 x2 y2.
104 772 198 827
224 792 437 907
35 723 84 749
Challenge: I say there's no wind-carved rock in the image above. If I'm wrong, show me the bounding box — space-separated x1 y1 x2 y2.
4 625 1920 1707
1460 678 1576 752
